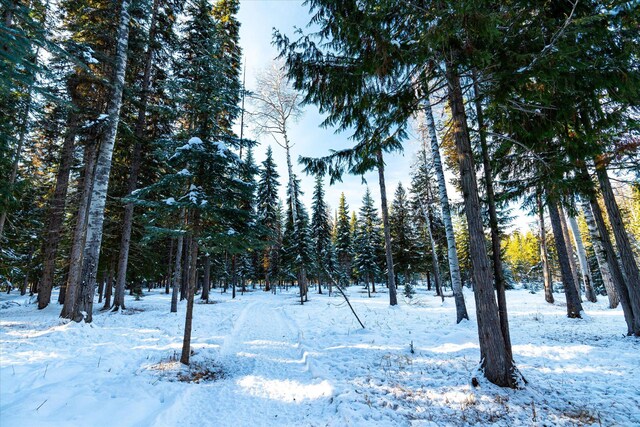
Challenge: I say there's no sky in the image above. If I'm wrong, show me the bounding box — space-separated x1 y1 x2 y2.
236 0 534 230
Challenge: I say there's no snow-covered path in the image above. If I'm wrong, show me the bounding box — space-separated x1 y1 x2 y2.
152 299 333 426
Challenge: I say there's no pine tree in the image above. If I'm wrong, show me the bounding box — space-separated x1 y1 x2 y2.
334 193 352 286
310 176 333 293
390 182 417 285
353 188 383 296
256 146 280 291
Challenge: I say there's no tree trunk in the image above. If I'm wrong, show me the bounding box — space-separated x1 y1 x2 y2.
180 233 199 365
232 254 237 299
98 269 105 304
425 203 443 302
20 247 33 295
102 259 114 310
567 214 597 303
71 0 132 323
472 72 512 362
537 192 554 303
580 197 618 308
548 200 583 318
422 93 468 321
166 238 174 294
376 149 398 306
60 137 99 319
446 64 515 387
558 205 582 300
171 233 184 313
38 113 78 309
112 0 159 313
201 254 210 302
595 163 640 335
181 236 190 301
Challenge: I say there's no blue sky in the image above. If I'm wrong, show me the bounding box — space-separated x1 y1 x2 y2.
237 0 533 230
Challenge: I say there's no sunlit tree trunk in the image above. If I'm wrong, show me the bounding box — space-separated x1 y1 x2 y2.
567 214 597 302
446 64 515 387
537 191 554 303
71 0 132 322
421 93 468 321
580 197 618 308
548 200 583 318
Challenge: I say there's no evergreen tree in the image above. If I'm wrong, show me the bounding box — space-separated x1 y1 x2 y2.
353 188 383 295
310 176 334 292
390 182 417 285
256 146 280 291
334 193 352 286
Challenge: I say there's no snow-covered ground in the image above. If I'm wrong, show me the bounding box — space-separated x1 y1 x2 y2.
1 286 638 426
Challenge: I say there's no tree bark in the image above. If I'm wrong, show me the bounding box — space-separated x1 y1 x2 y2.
580 197 618 308
376 149 398 306
38 112 79 309
112 0 159 312
595 163 640 335
201 254 210 302
472 72 512 362
165 238 174 294
60 137 98 319
180 232 199 365
422 93 468 321
70 0 132 323
446 64 515 387
102 259 114 310
537 191 554 303
548 200 583 318
98 269 105 304
567 213 597 302
559 205 582 300
171 233 184 313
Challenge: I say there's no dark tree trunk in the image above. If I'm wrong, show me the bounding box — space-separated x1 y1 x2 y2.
181 236 190 301
446 64 515 388
201 254 210 302
38 112 79 309
376 149 398 306
537 191 554 303
548 200 583 318
166 238 174 294
103 259 115 310
595 163 640 335
20 247 32 295
180 232 198 365
98 269 105 304
171 233 184 313
472 73 512 363
232 255 237 299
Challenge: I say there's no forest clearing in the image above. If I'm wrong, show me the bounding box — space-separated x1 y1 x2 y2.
2 286 638 426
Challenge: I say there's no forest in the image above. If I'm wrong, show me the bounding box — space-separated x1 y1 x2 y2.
1 0 639 425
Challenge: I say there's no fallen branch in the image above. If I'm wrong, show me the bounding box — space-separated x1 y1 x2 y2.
323 267 365 329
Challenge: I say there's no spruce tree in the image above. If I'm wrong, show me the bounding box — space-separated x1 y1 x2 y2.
310 176 334 293
334 193 352 286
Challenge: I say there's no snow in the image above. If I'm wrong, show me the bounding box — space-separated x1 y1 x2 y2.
1 287 638 426
164 197 176 205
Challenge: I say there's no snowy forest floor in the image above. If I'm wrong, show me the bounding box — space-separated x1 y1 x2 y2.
1 285 639 427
